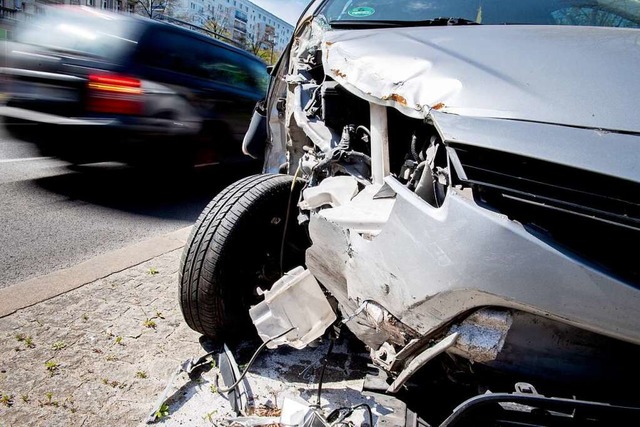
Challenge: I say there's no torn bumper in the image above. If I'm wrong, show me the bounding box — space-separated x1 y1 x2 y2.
305 176 640 349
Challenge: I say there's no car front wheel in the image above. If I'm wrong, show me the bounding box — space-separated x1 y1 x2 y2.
179 173 309 341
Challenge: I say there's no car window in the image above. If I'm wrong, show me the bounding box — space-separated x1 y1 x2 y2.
13 6 142 58
319 0 640 27
139 28 268 93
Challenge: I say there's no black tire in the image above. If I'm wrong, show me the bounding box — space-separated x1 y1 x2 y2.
179 173 310 341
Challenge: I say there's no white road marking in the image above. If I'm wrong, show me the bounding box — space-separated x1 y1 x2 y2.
0 156 53 164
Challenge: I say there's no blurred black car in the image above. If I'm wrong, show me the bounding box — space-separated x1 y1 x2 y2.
0 6 269 167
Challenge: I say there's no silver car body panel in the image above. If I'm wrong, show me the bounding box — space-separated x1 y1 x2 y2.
305 174 640 347
432 112 640 184
322 25 640 133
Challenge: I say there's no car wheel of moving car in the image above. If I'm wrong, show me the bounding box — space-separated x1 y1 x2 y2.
179 173 310 341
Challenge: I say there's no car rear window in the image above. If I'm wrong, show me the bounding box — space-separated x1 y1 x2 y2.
13 6 142 59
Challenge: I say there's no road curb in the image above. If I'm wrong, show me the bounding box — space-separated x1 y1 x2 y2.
0 225 193 318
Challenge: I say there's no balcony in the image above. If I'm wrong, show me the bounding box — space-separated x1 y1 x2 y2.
234 9 247 22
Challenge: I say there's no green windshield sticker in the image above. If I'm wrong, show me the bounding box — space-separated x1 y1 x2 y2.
348 6 376 17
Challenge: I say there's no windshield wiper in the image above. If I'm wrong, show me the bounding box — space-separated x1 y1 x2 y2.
329 17 480 29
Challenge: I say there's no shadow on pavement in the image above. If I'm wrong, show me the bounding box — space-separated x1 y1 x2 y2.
33 160 262 221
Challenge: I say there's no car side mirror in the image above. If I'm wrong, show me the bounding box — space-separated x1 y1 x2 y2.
266 65 275 75
242 101 267 160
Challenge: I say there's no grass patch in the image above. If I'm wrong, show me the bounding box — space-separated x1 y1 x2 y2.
51 341 66 351
45 360 59 376
0 393 14 407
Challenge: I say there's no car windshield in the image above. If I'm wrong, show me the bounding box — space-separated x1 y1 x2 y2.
319 0 640 27
13 6 142 58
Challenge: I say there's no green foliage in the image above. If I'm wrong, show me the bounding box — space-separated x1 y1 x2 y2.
203 410 218 422
52 341 66 351
155 403 170 419
40 392 59 407
0 393 14 407
15 333 35 348
143 318 157 329
45 360 59 376
135 371 148 379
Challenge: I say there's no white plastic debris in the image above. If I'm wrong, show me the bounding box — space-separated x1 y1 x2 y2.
279 396 314 426
249 267 337 349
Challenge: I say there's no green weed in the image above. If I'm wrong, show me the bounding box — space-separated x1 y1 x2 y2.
15 334 35 348
143 319 157 329
45 360 59 376
40 392 59 407
0 393 14 407
155 403 170 419
51 341 66 351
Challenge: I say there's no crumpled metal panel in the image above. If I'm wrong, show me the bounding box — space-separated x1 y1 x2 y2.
306 176 640 347
322 25 640 133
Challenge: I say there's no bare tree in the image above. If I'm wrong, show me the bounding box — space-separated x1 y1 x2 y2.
202 7 232 41
244 32 279 64
244 31 265 55
129 0 173 18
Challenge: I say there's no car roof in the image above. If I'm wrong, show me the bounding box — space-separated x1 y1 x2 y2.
143 20 265 63
39 5 266 64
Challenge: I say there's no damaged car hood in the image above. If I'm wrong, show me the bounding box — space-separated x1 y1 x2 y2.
323 25 640 133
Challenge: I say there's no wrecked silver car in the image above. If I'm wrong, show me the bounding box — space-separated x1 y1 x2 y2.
180 0 640 424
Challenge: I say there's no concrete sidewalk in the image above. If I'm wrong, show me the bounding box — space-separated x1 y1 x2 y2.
0 228 400 427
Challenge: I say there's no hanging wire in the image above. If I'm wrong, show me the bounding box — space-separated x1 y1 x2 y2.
215 327 295 394
310 337 335 409
279 160 303 276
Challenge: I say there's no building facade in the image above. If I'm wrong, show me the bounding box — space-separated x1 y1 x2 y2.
173 0 294 53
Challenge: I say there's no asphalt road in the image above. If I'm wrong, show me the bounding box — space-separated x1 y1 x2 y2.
0 126 260 289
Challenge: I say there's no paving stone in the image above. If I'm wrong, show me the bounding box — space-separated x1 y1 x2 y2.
0 248 396 427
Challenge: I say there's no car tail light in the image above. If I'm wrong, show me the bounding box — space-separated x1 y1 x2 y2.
87 74 143 115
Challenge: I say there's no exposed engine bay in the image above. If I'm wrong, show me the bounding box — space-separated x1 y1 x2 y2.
245 11 640 424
